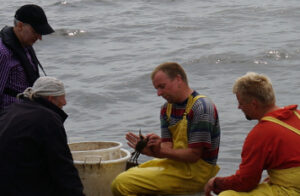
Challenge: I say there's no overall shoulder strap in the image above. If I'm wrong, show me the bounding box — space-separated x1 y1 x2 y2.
185 94 206 114
166 103 172 120
262 115 300 136
166 94 206 120
293 111 300 119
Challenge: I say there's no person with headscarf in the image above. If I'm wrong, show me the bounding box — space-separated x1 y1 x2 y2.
0 76 85 196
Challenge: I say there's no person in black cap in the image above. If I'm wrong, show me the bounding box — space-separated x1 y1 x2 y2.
0 4 54 113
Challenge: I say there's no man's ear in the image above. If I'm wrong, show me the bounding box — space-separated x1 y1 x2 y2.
46 96 53 102
175 74 183 83
14 21 22 30
251 98 260 109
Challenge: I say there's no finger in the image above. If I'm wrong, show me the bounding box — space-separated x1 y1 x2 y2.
126 133 139 142
147 139 158 146
146 133 157 137
149 135 161 141
126 132 139 139
127 142 135 149
126 138 137 147
205 190 211 196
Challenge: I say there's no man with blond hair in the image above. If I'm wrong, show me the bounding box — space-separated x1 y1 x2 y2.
112 62 220 195
205 72 300 196
0 76 85 196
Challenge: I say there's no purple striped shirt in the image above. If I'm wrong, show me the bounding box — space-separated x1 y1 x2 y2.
0 39 35 111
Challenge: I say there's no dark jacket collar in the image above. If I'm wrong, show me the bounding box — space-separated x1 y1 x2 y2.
35 97 68 122
21 96 68 122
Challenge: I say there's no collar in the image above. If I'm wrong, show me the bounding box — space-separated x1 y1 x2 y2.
176 90 198 106
0 26 39 85
21 97 68 122
263 105 298 120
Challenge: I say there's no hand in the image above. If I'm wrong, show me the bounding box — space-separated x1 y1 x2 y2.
263 176 270 183
126 132 140 149
204 177 216 196
146 133 162 157
126 132 158 157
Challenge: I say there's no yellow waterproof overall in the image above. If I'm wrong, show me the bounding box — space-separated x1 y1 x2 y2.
220 111 300 196
111 95 219 196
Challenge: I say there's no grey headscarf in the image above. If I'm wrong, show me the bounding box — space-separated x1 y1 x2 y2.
18 76 65 100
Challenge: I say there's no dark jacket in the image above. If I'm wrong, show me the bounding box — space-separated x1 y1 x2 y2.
0 97 85 196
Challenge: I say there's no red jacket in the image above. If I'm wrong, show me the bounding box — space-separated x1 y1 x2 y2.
214 105 300 193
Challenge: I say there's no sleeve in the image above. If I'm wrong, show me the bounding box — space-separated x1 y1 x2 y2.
160 103 172 142
188 97 217 148
213 125 268 193
0 50 11 94
42 116 85 196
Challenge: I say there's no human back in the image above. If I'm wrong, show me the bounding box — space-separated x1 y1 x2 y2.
255 105 300 170
0 76 84 196
0 100 67 195
205 72 300 196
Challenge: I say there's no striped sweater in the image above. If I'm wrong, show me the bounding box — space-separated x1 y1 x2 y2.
160 91 220 165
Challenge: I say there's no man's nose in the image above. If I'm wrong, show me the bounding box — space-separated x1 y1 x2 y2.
37 34 42 40
238 104 241 109
157 89 162 96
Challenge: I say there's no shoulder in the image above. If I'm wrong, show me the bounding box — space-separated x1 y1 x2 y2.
161 102 168 109
24 101 63 126
192 95 217 114
194 96 214 105
0 39 12 58
244 122 276 146
160 102 168 115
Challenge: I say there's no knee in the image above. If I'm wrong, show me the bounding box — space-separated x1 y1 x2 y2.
111 173 128 196
111 178 118 196
219 190 239 196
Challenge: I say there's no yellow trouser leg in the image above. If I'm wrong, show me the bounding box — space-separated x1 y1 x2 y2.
111 166 162 196
111 166 201 196
219 167 300 196
219 182 300 196
111 159 219 196
219 183 272 196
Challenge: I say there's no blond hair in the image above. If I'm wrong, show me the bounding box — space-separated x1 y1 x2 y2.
233 72 275 106
151 62 188 84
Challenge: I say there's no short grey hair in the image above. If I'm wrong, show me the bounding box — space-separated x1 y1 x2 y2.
14 18 20 26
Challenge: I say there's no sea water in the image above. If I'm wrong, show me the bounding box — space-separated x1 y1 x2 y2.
1 0 300 178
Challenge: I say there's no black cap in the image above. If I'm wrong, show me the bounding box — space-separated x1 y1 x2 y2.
15 4 54 35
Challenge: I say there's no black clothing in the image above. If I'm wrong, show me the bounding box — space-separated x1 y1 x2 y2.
0 97 85 196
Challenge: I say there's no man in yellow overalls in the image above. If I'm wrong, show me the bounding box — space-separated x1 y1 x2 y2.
205 72 300 196
111 62 220 196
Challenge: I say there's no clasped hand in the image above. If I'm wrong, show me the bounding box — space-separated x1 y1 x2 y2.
126 132 162 157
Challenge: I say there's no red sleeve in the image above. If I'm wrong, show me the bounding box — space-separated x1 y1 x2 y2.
213 124 269 193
